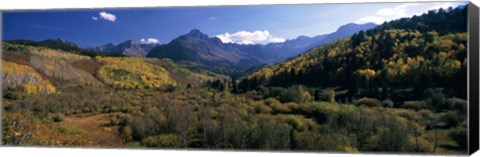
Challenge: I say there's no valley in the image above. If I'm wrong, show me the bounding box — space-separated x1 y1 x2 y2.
1 5 468 154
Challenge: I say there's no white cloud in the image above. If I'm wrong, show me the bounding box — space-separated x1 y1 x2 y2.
91 16 98 21
355 16 387 25
99 11 116 22
216 30 286 45
355 2 462 24
140 38 160 44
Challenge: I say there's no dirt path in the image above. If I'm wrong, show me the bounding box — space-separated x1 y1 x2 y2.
60 113 126 148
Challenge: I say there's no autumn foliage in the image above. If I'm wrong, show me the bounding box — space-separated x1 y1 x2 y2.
2 61 56 95
96 57 177 89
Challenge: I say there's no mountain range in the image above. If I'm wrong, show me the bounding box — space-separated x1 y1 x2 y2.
146 29 270 72
145 22 376 72
90 40 158 57
263 22 377 59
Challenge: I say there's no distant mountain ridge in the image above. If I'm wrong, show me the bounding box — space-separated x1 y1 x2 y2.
263 22 376 59
91 40 158 57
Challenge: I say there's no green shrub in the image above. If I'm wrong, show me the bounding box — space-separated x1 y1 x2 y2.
121 125 133 142
417 109 434 126
286 85 312 103
82 107 91 113
264 97 281 106
403 101 426 110
285 115 304 131
3 90 25 100
284 102 300 111
254 103 272 114
271 103 292 114
381 99 394 108
449 127 467 148
264 98 291 113
141 134 181 148
109 105 119 113
439 111 464 128
354 97 381 107
445 97 467 113
256 86 270 96
424 89 446 111
270 87 288 102
326 90 335 104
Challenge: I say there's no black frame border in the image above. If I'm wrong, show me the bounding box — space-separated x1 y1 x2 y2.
468 1 479 155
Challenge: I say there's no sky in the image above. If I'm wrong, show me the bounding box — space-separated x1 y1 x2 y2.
2 1 467 47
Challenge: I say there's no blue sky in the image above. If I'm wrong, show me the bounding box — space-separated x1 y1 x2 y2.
2 1 467 47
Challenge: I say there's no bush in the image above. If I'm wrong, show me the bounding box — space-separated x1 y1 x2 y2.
418 109 434 119
445 97 467 113
315 89 335 103
416 137 433 152
285 115 305 131
286 85 312 103
417 109 434 126
3 90 25 100
141 134 181 148
52 113 65 122
381 99 394 108
121 125 133 142
439 111 464 128
340 146 359 153
403 101 427 110
326 90 335 104
270 87 287 101
2 113 33 145
254 103 272 114
264 98 291 113
264 97 281 106
424 89 446 111
271 103 291 114
256 86 270 96
284 102 300 111
448 127 467 149
354 97 381 107
82 107 91 113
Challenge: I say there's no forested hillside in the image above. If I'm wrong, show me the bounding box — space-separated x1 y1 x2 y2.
5 39 122 57
240 6 467 102
230 6 468 153
1 42 216 92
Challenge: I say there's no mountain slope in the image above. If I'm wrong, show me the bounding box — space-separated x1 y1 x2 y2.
240 6 467 100
147 29 270 73
1 42 218 94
